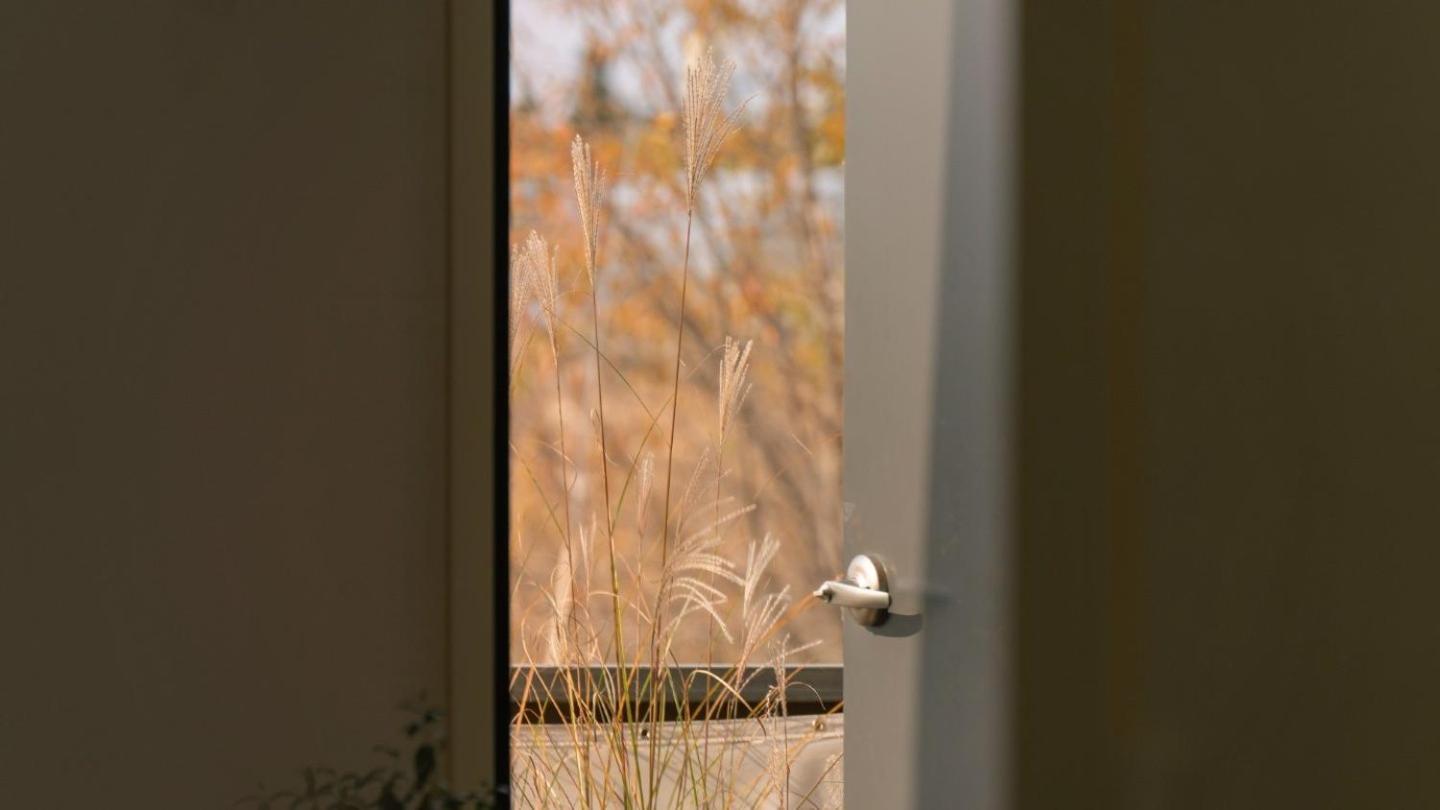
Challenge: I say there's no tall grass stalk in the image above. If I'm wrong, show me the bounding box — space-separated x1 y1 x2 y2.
519 231 574 561
572 134 638 807
653 51 747 801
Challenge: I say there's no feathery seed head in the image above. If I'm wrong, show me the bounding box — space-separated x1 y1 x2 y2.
508 255 534 380
515 230 560 343
635 453 655 532
547 550 574 662
508 260 531 341
718 336 753 444
682 50 746 209
569 135 607 284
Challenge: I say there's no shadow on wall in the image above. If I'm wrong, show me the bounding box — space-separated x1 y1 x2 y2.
240 702 496 809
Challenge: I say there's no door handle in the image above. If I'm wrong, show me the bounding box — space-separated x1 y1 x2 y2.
814 554 891 626
815 579 890 610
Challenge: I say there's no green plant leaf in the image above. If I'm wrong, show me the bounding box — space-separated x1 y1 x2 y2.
413 743 436 791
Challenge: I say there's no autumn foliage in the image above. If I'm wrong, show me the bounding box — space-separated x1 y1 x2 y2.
510 0 844 666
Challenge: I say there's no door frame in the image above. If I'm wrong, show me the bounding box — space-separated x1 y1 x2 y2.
446 0 509 798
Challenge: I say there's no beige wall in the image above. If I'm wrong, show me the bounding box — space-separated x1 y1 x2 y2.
0 2 452 805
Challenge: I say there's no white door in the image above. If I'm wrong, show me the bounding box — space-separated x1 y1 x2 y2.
838 1 1015 807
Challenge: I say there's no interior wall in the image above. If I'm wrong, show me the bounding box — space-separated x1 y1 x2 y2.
1136 3 1440 805
0 2 451 805
1020 1 1440 806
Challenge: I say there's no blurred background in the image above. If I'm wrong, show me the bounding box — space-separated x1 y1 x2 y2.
508 0 846 663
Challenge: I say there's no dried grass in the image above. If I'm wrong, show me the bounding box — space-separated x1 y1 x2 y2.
509 49 837 809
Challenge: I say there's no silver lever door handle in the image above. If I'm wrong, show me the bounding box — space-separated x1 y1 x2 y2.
814 554 891 626
814 579 890 610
